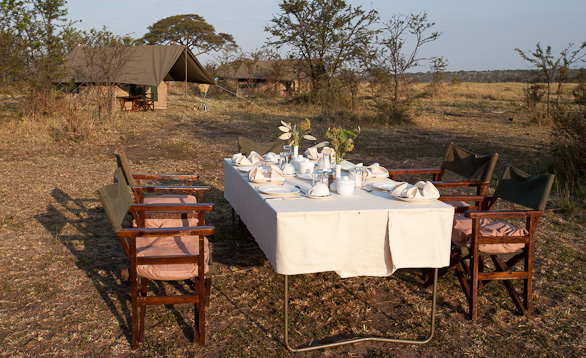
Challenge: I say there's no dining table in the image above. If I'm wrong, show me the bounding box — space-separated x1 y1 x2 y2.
223 158 455 352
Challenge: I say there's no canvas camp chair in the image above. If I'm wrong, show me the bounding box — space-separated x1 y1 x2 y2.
388 142 499 198
97 179 216 348
114 143 211 204
433 166 554 319
237 136 286 156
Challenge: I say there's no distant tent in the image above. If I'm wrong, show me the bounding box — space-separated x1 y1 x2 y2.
58 45 214 110
60 45 214 85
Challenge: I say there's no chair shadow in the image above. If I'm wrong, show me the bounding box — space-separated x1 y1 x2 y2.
34 187 135 345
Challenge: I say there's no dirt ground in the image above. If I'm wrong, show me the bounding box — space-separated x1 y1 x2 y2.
1 95 585 357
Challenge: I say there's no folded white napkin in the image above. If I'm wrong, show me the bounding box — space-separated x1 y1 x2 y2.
391 181 440 200
364 163 388 179
264 152 279 163
390 182 410 197
232 152 265 166
248 151 265 164
248 165 284 183
415 181 440 200
305 147 320 160
231 153 252 166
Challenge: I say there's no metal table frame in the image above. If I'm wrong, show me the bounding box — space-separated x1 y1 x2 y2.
282 269 439 352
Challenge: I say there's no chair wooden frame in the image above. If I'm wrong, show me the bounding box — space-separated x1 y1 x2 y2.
431 167 554 319
114 143 211 203
387 142 499 196
98 183 216 348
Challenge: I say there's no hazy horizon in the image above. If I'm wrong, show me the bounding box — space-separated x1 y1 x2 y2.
67 0 586 72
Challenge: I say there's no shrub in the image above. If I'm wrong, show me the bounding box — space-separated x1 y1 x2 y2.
550 105 586 201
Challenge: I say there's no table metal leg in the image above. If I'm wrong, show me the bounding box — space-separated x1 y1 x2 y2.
283 268 439 352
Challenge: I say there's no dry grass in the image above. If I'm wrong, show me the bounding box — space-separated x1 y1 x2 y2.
1 83 585 357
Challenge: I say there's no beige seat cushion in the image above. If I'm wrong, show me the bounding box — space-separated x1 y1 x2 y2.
136 235 209 280
142 194 198 228
452 215 528 254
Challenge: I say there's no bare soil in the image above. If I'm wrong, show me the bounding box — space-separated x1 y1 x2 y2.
1 93 585 357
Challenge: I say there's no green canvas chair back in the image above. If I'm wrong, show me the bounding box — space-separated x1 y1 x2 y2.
441 142 499 181
493 166 555 211
237 136 286 156
114 144 136 187
97 179 134 232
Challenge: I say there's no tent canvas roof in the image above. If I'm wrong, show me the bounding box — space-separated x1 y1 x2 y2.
60 45 214 86
229 60 309 82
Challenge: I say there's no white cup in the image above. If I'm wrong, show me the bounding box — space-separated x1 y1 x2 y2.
308 182 329 197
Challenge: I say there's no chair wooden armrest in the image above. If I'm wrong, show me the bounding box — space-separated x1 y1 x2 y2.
465 210 543 220
132 173 200 185
132 203 215 212
432 180 486 188
117 225 215 238
134 185 212 195
133 185 212 204
439 194 485 202
387 168 442 180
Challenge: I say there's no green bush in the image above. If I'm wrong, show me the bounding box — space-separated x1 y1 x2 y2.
550 105 586 201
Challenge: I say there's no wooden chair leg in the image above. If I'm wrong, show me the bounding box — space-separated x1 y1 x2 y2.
139 278 148 345
131 284 139 349
205 277 212 307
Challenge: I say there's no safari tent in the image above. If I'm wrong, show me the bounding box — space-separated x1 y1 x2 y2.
228 60 308 97
59 45 214 110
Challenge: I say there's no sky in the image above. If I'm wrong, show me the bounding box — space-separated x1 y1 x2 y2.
66 0 586 72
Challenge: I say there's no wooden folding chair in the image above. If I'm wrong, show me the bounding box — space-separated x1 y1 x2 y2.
114 143 211 204
388 142 499 197
97 179 215 348
434 166 554 319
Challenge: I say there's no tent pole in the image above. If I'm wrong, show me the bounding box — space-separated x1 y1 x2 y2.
184 47 188 108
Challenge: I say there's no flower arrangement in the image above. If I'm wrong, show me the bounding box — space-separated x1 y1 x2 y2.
278 118 316 146
325 126 360 165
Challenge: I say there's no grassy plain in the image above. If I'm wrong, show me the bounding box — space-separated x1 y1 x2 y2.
0 82 585 357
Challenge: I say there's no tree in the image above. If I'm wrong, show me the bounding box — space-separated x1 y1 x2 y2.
265 0 379 93
515 42 586 122
369 12 441 106
365 11 441 123
429 56 448 96
142 14 237 55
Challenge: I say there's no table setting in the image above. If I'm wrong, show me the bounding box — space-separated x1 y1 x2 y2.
223 120 457 352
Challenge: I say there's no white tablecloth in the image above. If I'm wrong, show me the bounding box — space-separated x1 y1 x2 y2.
224 159 454 278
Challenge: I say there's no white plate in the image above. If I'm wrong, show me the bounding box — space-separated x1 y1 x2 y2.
282 173 296 178
307 193 333 199
372 180 401 191
258 185 300 196
297 173 314 180
391 195 438 202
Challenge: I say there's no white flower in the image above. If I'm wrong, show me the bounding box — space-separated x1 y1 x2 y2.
303 134 317 140
279 126 291 133
279 132 292 140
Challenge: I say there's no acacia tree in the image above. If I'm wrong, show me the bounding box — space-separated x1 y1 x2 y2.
265 0 379 95
367 11 441 121
515 42 586 122
142 14 237 55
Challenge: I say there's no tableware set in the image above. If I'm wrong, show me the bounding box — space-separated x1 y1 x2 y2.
232 150 440 202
